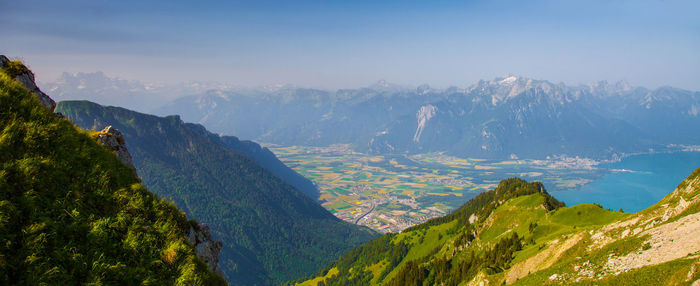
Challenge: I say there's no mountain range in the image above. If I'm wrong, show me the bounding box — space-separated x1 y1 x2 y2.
41 71 233 113
56 100 375 285
155 76 700 159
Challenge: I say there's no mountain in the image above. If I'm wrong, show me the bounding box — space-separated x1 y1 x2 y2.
0 56 225 284
216 135 320 199
300 169 700 285
41 71 232 113
155 77 700 159
55 100 376 285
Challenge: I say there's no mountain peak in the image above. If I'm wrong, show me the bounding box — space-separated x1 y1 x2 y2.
497 75 520 85
366 79 407 92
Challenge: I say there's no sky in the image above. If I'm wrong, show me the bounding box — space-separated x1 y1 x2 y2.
1 0 699 90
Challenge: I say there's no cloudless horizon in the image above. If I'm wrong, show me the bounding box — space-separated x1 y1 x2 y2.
2 0 699 90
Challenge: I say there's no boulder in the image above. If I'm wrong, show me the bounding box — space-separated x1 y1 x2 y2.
96 126 135 169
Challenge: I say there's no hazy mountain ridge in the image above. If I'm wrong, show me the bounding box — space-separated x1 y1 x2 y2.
41 71 234 113
155 76 699 159
301 169 700 285
56 100 376 285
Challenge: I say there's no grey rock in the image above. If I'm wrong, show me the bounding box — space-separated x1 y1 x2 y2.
0 55 56 111
96 126 135 169
186 224 223 273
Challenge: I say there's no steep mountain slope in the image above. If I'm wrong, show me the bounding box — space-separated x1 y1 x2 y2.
0 58 225 284
301 170 700 285
55 100 376 285
215 135 320 199
156 77 699 159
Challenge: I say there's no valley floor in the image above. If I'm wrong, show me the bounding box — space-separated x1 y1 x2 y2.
268 144 608 232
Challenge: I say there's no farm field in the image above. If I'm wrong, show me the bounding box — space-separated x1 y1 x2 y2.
267 144 605 232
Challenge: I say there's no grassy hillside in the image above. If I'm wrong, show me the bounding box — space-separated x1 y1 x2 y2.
301 171 700 285
56 100 377 285
0 62 225 284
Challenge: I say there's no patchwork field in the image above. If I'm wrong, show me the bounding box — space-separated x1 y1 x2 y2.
267 144 605 232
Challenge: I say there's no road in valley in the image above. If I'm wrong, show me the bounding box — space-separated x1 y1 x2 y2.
354 203 375 224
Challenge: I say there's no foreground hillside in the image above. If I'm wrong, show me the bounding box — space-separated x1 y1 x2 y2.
302 171 700 285
0 58 225 284
56 101 376 285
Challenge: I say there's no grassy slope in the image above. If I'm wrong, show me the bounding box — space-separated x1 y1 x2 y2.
0 63 225 284
302 170 700 285
512 167 700 285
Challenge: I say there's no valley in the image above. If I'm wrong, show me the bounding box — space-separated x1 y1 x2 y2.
267 144 609 232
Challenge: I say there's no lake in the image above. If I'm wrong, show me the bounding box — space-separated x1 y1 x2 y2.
550 151 700 213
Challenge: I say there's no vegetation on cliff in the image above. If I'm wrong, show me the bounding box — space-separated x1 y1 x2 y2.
0 62 225 285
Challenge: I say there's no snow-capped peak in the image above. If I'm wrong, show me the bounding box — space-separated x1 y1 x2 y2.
499 76 518 85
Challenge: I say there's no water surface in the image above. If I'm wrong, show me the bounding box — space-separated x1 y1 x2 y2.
551 152 700 213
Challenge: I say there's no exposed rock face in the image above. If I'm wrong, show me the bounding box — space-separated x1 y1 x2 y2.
186 224 223 273
413 104 437 143
96 126 134 169
0 55 56 111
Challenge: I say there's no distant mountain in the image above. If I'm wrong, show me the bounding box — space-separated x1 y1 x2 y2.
0 56 225 284
156 77 700 159
56 100 376 285
301 169 700 285
41 71 232 113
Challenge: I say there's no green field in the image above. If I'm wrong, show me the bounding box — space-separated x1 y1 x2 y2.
267 144 605 232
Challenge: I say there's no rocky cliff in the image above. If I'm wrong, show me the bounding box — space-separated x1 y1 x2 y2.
95 125 135 169
187 224 224 273
0 55 56 111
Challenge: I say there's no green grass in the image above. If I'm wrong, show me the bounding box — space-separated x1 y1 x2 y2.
509 194 545 208
333 187 350 195
0 65 225 285
478 194 547 243
515 256 697 286
380 220 458 282
550 204 628 227
298 267 339 286
586 258 698 286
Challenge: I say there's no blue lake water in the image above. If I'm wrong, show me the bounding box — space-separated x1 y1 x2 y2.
550 152 700 213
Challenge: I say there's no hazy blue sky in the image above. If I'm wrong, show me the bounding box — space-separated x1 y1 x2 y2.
2 0 699 90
